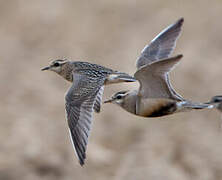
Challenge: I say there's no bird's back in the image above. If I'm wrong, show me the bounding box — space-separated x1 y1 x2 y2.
72 61 114 74
72 61 135 85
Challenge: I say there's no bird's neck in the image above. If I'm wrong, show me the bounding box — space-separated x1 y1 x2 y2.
120 91 138 114
58 62 74 82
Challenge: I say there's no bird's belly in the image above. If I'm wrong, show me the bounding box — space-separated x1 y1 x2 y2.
137 98 177 117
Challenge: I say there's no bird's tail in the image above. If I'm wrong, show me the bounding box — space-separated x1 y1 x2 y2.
105 72 136 85
177 101 214 111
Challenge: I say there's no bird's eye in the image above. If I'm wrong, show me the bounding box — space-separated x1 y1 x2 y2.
54 62 60 67
116 95 122 99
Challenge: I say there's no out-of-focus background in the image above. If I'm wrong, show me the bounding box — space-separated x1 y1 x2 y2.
1 0 222 179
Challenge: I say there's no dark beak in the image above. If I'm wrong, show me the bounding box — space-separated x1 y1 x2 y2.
41 66 50 71
103 99 113 103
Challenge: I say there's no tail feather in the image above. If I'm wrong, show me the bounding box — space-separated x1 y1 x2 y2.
105 73 136 85
177 101 213 110
115 73 136 82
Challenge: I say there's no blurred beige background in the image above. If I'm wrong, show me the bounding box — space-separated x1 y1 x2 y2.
1 0 222 180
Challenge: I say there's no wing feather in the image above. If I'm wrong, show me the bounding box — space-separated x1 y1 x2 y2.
65 72 105 166
134 55 183 100
136 18 184 69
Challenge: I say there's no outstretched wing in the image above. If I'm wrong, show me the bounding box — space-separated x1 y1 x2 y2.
134 55 183 100
65 71 106 166
136 18 184 69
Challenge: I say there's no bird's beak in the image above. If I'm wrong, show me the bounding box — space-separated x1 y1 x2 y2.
103 98 113 103
41 66 50 71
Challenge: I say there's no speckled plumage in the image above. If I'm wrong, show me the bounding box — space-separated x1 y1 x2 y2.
42 59 135 166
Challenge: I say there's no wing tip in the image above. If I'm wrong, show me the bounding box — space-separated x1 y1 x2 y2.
175 54 183 62
169 54 183 64
175 54 183 59
68 129 87 166
79 158 85 166
77 148 86 166
177 17 184 25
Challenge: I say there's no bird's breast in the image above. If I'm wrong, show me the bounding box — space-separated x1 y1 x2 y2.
121 92 138 114
137 98 177 117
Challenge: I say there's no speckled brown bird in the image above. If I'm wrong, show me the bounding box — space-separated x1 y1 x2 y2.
41 60 135 166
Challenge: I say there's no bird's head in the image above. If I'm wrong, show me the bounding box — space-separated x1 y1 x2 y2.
41 59 69 73
206 95 222 111
104 90 129 105
210 96 222 103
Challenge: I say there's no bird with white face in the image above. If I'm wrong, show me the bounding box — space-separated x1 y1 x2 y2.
104 18 213 117
105 55 213 117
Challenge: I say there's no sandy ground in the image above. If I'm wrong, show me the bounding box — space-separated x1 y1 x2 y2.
1 0 222 179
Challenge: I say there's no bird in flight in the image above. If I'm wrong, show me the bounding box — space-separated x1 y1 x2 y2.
105 55 213 117
104 18 213 116
42 60 135 166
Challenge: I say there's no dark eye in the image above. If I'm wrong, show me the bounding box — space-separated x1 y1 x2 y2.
116 95 122 99
54 62 60 67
